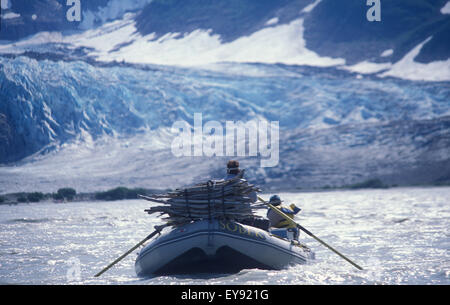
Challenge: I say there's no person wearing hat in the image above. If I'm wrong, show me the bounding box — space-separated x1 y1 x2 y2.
223 160 269 230
223 160 257 203
266 195 301 240
224 160 241 179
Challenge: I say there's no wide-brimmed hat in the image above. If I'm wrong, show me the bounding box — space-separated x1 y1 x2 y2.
269 195 283 206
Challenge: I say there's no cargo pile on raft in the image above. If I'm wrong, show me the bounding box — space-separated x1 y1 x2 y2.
140 170 267 226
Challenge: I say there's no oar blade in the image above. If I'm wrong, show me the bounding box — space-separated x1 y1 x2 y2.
94 227 163 277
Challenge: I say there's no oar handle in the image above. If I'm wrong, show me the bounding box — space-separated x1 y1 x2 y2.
258 196 363 270
94 226 165 277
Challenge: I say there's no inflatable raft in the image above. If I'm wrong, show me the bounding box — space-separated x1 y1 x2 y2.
135 219 315 276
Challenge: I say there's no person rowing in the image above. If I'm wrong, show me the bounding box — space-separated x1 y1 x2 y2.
266 195 301 241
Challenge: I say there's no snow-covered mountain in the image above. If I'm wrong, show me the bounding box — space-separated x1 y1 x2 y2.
1 0 449 79
0 0 449 192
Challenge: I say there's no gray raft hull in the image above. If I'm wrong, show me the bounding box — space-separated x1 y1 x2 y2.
135 220 314 276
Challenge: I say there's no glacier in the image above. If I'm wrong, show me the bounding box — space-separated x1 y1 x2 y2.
0 55 449 193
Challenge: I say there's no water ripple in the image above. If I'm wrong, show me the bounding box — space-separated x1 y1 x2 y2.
0 187 449 284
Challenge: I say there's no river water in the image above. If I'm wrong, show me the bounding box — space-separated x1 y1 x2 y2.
0 187 448 285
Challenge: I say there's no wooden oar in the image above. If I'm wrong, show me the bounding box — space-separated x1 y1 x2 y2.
258 196 363 270
94 225 166 277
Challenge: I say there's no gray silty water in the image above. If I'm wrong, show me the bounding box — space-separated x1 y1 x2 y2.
0 187 448 285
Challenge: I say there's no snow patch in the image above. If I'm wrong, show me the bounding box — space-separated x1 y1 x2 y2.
341 38 450 82
79 0 154 29
380 49 393 57
69 14 139 56
2 12 20 19
265 17 279 26
76 17 345 67
0 32 64 53
380 37 450 81
343 61 392 74
441 1 450 14
302 0 322 13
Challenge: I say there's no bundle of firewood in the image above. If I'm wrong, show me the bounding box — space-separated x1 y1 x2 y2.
139 170 265 225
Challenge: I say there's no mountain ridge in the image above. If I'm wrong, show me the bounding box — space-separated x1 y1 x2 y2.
1 0 449 76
